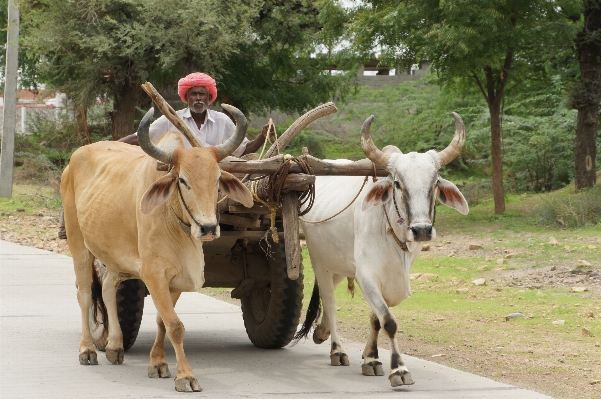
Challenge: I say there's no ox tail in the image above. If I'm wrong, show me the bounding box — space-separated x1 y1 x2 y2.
293 280 321 343
91 263 108 328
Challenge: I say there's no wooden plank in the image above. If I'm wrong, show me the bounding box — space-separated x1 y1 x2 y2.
281 192 301 280
228 204 272 214
218 155 388 177
219 213 261 228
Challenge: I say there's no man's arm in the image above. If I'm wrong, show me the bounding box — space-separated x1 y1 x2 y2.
118 134 139 145
241 124 276 156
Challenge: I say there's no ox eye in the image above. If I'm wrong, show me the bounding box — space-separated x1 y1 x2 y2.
179 178 190 189
394 180 401 190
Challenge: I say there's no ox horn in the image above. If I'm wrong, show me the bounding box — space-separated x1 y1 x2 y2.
214 104 248 160
137 108 174 165
437 112 466 167
360 115 390 168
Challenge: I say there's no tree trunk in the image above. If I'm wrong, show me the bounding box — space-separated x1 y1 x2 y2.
574 0 601 191
489 99 505 214
111 83 141 140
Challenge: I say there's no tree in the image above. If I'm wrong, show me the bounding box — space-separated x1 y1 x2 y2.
19 0 351 140
20 0 258 139
351 0 581 214
571 0 601 190
218 0 353 116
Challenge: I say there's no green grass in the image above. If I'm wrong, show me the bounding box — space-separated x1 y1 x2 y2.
0 184 62 215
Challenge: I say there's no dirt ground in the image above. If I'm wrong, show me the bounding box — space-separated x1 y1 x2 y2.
1 211 599 399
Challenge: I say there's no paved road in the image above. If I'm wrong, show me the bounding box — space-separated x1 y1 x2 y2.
1 240 553 398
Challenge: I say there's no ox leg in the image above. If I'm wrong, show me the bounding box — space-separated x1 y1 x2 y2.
103 272 124 365
148 291 181 379
314 268 349 366
143 276 201 392
361 312 384 376
68 231 98 365
359 279 414 387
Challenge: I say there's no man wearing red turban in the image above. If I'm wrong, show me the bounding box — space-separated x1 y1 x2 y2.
121 72 272 157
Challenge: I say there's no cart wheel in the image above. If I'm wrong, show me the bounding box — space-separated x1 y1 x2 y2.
89 267 146 352
241 240 304 348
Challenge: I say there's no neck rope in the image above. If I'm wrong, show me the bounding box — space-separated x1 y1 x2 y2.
383 186 408 252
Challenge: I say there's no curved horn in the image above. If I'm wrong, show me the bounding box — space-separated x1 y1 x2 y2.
215 104 248 160
137 108 173 164
360 115 390 168
437 112 466 167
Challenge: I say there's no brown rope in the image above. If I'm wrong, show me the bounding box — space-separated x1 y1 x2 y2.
264 156 315 216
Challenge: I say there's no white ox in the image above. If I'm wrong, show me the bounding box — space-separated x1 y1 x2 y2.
296 113 469 387
60 105 253 392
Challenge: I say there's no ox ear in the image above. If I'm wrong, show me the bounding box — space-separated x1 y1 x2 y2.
219 171 254 208
361 180 393 211
438 178 469 215
140 173 177 214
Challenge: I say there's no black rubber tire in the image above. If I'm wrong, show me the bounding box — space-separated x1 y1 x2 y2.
240 239 304 348
90 277 146 352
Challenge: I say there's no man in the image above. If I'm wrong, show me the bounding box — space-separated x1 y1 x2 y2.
59 72 272 239
120 72 273 155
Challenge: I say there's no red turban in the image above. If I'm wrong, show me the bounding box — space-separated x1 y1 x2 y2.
178 72 217 105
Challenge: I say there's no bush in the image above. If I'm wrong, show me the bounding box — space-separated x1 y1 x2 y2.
538 184 601 228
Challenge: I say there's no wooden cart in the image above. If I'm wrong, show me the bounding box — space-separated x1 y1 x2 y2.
90 90 388 351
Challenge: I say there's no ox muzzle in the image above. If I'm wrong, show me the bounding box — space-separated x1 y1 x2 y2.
409 223 434 242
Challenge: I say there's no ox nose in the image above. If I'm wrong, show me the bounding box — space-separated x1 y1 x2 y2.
410 225 433 242
200 224 218 237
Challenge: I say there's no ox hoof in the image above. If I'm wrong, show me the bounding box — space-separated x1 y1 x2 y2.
106 348 124 365
389 370 414 387
79 349 98 365
175 376 202 392
330 353 350 366
148 362 171 378
362 361 384 376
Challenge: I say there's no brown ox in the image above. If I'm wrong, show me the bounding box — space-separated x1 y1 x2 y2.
60 105 253 392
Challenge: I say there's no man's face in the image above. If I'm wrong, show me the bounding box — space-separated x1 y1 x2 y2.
186 86 211 114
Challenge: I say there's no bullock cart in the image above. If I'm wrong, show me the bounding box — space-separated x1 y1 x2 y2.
90 89 389 352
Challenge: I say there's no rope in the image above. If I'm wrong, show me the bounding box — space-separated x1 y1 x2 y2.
299 176 368 224
264 155 315 216
383 205 408 251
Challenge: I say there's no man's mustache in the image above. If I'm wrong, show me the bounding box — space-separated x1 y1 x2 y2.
193 101 206 107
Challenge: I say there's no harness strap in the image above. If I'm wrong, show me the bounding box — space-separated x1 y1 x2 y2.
169 202 192 235
383 205 409 252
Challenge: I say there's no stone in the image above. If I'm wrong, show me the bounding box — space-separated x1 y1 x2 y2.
582 327 593 337
448 251 456 257
469 243 482 250
16 208 25 212
577 259 592 267
496 259 505 265
552 320 565 326
590 380 601 385
421 244 430 251
588 245 597 250
417 273 439 281
431 354 445 358
504 312 524 321
571 287 588 293
472 278 486 286
548 237 560 246
456 288 469 294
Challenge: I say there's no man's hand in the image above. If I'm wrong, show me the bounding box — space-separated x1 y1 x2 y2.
261 123 277 143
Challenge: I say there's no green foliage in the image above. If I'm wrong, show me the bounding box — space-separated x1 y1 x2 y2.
538 184 601 227
19 0 352 133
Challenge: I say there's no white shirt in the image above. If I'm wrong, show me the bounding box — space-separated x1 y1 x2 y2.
148 108 249 157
